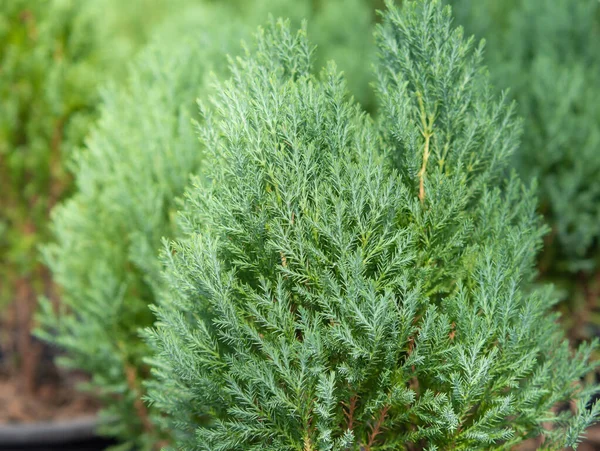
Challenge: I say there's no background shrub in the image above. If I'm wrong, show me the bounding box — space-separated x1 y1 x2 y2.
38 3 242 448
0 0 179 311
0 0 190 393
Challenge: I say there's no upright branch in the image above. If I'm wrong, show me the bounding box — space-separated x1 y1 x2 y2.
417 92 435 204
363 405 390 451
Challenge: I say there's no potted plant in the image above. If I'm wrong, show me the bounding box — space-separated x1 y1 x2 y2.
0 0 196 448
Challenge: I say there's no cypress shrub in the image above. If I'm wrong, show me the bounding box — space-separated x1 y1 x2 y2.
38 4 241 448
146 1 600 449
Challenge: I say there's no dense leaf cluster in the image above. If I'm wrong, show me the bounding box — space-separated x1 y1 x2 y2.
146 2 600 450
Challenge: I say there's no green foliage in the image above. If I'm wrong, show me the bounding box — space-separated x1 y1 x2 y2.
146 2 600 450
0 0 182 307
37 3 247 448
448 0 600 274
37 1 385 448
231 0 382 109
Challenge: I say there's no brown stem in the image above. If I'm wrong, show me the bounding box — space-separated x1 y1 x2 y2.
342 394 358 431
303 434 314 451
15 275 42 395
303 400 316 451
40 265 60 313
418 131 432 204
416 93 435 205
124 363 154 435
363 405 390 451
280 251 288 268
8 217 43 395
48 117 66 213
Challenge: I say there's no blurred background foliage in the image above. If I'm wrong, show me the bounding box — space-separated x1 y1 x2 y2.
38 3 254 447
0 0 187 397
0 0 177 309
449 0 600 342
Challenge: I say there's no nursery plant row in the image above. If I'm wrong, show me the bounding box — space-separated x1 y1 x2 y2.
1 0 600 450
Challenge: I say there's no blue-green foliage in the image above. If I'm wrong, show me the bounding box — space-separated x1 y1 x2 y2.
146 2 600 449
233 0 380 109
37 4 240 448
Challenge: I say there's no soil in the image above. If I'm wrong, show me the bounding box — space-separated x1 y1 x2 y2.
0 288 100 425
0 371 99 424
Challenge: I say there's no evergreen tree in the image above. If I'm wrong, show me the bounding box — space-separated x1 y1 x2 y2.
147 2 600 449
37 3 244 448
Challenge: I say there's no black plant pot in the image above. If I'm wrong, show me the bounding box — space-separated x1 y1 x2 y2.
0 416 116 451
